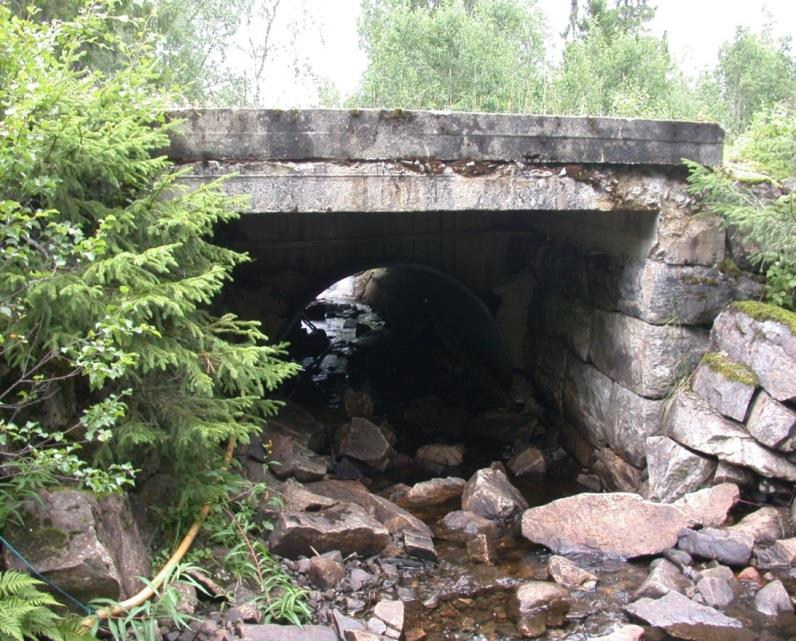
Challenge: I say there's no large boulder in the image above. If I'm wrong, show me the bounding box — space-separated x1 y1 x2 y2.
521 493 691 559
711 302 796 403
461 465 529 524
727 506 795 544
268 503 390 558
624 591 754 641
265 401 327 451
664 391 796 481
672 483 739 528
3 490 151 601
645 436 716 503
401 477 465 509
590 309 708 399
677 528 754 567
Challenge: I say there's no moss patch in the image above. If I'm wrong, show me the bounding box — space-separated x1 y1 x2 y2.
700 352 759 386
4 521 70 560
732 300 796 335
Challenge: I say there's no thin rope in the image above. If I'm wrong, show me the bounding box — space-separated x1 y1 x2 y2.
0 533 94 614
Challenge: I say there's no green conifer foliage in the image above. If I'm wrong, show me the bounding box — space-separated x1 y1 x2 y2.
0 5 299 507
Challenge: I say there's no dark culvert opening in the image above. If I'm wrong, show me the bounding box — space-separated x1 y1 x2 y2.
279 263 584 502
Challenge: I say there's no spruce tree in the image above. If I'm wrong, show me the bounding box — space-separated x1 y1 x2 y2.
0 4 299 512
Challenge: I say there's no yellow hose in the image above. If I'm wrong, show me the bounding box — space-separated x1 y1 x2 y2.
81 438 236 629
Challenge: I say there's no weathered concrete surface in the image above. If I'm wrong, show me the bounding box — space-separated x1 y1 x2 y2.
168 109 723 166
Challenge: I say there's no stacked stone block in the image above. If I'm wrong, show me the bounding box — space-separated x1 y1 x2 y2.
651 302 796 499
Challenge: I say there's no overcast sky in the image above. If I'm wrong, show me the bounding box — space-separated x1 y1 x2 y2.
255 0 796 106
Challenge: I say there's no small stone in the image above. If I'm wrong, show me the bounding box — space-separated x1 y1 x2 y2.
508 581 571 638
346 631 385 641
405 628 427 641
673 483 739 528
507 446 547 477
462 465 529 523
436 510 500 543
634 558 690 599
415 443 464 473
309 555 346 590
677 527 754 567
738 566 764 585
237 624 338 641
466 534 497 565
336 417 392 469
349 569 373 592
332 609 365 641
403 477 465 508
403 530 438 561
547 555 598 591
366 617 387 635
374 600 404 636
755 537 796 569
663 548 693 569
697 576 736 608
755 580 794 616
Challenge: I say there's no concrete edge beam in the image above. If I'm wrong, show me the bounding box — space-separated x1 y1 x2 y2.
167 108 724 166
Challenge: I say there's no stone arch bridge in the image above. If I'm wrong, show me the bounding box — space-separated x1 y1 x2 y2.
167 108 761 488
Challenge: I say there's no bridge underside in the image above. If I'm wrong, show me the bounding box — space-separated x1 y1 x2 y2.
171 109 756 490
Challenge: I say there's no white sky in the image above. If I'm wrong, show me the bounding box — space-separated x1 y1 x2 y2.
258 0 796 106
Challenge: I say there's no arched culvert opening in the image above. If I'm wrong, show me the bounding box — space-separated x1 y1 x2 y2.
278 263 582 494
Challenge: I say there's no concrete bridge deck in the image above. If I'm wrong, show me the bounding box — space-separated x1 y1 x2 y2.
166 109 751 490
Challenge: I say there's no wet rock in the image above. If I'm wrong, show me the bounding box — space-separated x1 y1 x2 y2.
237 624 337 641
593 448 643 492
268 434 327 482
3 489 151 601
344 388 374 419
727 506 794 544
754 537 796 569
673 483 739 528
755 580 794 616
281 479 338 512
547 555 598 591
507 581 571 638
711 303 796 403
402 477 465 508
466 534 498 565
461 465 529 524
336 417 392 469
269 503 390 558
645 436 716 503
696 575 736 608
436 510 500 543
415 443 464 474
507 446 546 477
308 553 345 589
692 353 756 422
746 391 796 452
521 493 692 559
307 480 433 540
588 625 645 641
403 530 438 562
664 548 694 570
404 628 427 641
624 591 753 641
677 528 754 567
373 600 404 638
634 558 690 599
664 391 796 482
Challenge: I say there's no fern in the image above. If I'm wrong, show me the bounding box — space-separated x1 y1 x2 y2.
0 571 94 641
